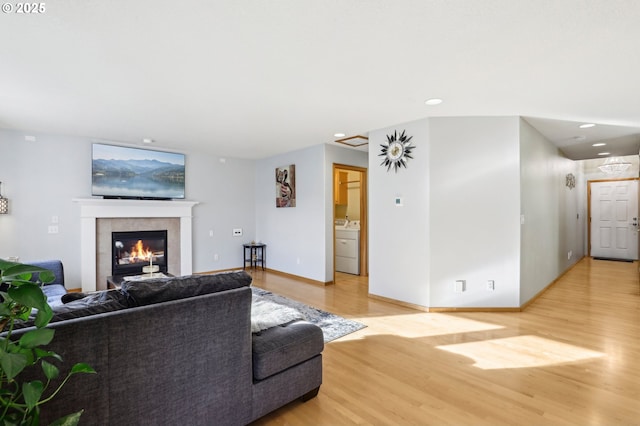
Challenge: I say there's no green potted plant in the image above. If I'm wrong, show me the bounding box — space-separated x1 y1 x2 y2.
0 259 95 425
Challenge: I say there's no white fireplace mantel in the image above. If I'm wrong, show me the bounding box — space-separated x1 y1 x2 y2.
73 198 199 292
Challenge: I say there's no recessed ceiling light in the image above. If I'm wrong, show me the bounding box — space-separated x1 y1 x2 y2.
598 152 610 156
142 138 154 144
579 123 596 129
425 98 443 106
334 133 346 138
592 143 606 147
573 136 586 141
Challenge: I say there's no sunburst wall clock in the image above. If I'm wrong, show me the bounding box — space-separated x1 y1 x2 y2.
379 129 415 172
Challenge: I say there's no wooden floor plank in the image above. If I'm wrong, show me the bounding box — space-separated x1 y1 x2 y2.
248 257 640 425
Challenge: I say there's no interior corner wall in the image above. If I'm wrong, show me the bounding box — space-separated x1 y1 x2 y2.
428 117 521 308
519 119 583 305
254 144 327 282
187 154 256 273
368 119 430 307
0 130 87 285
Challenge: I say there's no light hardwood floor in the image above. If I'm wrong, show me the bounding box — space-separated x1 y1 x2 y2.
248 258 640 425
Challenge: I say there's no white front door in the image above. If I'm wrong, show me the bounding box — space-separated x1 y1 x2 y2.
590 180 639 260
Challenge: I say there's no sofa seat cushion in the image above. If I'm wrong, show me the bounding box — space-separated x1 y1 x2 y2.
119 271 252 307
252 320 324 381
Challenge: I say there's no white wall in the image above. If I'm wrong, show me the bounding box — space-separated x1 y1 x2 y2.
368 119 430 307
519 119 583 304
254 144 327 281
0 130 88 285
0 129 256 285
185 154 256 272
429 117 521 308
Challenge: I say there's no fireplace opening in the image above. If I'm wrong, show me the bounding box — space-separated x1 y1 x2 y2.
112 230 168 277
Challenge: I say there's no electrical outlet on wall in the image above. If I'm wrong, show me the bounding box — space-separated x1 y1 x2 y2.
233 228 242 236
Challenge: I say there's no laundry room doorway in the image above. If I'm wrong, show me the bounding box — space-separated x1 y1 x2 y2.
333 164 368 285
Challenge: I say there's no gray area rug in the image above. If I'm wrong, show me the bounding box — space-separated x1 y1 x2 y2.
251 287 366 342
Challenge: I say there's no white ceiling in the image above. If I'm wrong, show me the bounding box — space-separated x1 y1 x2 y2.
1 1 640 160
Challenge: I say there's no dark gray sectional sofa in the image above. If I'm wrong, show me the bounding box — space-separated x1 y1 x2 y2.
12 262 324 425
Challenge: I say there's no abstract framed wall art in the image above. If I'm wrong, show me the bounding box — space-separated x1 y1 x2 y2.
276 164 296 207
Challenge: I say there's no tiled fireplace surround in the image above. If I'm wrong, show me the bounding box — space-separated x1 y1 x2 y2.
74 198 198 292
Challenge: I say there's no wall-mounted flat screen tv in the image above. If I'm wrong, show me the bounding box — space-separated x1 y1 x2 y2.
92 143 185 200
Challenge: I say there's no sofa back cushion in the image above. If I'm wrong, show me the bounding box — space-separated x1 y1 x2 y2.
119 271 252 307
50 290 129 321
11 289 129 330
24 259 65 287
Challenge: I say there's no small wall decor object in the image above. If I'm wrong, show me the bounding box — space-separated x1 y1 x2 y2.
0 182 8 214
275 164 296 207
565 173 576 189
379 129 415 172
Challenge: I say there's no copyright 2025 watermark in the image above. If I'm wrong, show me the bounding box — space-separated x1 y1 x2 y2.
2 2 46 13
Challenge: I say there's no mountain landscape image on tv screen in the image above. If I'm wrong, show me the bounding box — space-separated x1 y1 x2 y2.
92 143 185 199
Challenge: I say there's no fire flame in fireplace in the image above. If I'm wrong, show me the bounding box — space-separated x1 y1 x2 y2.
129 240 153 263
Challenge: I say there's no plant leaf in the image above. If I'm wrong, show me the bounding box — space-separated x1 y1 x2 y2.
42 360 60 380
0 350 28 380
49 410 84 426
23 380 44 410
8 284 48 311
0 258 19 270
70 363 96 374
19 328 55 349
1 263 49 281
0 301 12 316
34 347 63 362
34 303 54 328
37 270 55 284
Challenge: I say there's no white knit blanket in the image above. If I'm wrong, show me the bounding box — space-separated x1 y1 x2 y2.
251 294 304 333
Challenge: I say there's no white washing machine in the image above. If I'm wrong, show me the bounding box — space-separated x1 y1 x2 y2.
335 221 360 274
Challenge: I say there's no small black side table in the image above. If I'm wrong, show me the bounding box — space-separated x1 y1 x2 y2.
243 243 266 270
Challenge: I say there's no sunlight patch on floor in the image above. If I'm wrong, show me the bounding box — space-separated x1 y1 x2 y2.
436 335 605 369
348 312 504 339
